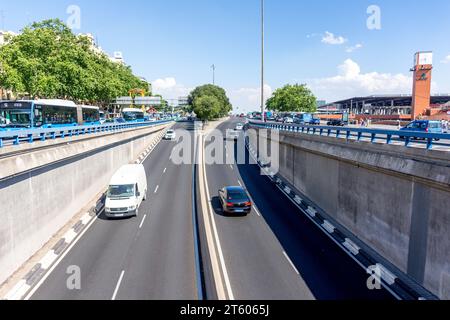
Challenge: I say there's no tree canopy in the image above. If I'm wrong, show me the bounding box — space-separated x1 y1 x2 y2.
266 84 317 113
188 84 232 120
0 19 148 105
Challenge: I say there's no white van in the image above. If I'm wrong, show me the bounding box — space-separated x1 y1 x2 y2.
105 164 147 218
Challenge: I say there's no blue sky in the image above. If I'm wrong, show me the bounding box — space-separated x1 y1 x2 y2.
1 0 450 112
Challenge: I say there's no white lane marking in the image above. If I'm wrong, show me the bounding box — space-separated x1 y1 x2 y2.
283 251 300 275
202 137 235 300
229 165 233 170
253 206 261 217
163 168 167 174
154 185 159 194
238 180 242 187
111 270 125 300
139 214 147 229
24 213 99 300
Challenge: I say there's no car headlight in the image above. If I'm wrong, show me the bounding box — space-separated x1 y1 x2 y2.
128 205 136 211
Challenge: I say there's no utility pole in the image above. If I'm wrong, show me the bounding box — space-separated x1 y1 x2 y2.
261 0 265 122
211 64 216 85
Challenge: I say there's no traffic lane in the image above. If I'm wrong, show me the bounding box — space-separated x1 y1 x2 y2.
204 128 315 300
116 135 197 299
31 125 179 300
235 147 394 300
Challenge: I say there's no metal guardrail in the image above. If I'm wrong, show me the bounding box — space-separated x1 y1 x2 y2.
249 121 450 151
0 120 174 148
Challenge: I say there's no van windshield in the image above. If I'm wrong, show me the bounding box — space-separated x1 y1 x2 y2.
107 185 135 199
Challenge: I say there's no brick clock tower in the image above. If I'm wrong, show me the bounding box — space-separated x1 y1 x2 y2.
411 51 433 120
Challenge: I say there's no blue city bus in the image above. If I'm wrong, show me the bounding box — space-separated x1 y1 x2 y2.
122 108 145 123
0 100 101 131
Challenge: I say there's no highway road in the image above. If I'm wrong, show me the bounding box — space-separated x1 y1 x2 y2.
28 119 395 300
30 122 198 300
202 119 394 300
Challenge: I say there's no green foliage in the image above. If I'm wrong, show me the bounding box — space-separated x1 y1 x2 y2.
192 95 222 121
266 84 317 113
0 19 147 104
188 84 232 120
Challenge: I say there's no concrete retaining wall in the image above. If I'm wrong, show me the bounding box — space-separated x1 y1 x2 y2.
251 127 450 299
0 123 171 286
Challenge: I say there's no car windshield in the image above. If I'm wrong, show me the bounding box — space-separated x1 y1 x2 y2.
227 190 248 201
107 184 135 198
167 130 174 134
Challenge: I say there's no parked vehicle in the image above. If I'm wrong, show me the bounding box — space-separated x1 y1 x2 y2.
327 119 346 126
293 113 313 125
399 120 443 140
218 186 252 215
235 123 244 130
309 117 321 125
283 117 294 124
105 164 147 218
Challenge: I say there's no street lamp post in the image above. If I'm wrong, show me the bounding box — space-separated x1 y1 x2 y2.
261 0 265 122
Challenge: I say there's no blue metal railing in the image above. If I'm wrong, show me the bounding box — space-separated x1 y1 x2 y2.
249 121 450 151
0 120 173 149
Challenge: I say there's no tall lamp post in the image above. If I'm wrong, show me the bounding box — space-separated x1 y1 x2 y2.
261 0 265 122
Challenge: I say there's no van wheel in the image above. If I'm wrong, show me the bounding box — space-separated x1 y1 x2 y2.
135 208 139 217
143 191 147 201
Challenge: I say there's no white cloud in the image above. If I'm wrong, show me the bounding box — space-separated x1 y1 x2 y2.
228 85 273 113
152 77 177 90
151 77 193 100
308 59 414 101
441 55 450 64
321 31 347 45
346 43 363 53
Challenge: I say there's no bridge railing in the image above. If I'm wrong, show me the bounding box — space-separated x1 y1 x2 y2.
0 120 173 149
248 121 450 151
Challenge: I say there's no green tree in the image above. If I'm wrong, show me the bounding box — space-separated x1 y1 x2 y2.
0 19 147 104
188 84 232 118
266 84 317 113
192 95 221 121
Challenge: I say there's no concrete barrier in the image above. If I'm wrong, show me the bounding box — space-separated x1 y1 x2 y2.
0 123 172 286
249 127 450 299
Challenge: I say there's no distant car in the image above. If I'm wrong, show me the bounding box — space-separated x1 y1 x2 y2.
310 118 321 125
327 120 346 126
164 129 176 140
275 117 284 123
399 120 443 140
283 117 294 124
235 123 244 130
218 186 252 215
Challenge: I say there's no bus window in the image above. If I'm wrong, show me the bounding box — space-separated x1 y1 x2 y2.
82 108 100 122
38 105 78 126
